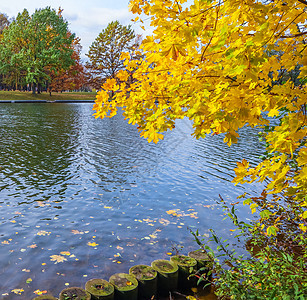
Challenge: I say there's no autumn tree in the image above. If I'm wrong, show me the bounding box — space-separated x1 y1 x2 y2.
48 35 87 94
94 0 306 297
86 21 141 89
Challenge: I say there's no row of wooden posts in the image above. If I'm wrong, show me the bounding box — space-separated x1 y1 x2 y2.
33 250 211 300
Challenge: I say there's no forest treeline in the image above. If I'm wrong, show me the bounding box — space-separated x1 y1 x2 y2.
0 8 140 95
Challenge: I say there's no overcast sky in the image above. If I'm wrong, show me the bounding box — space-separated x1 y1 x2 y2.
0 0 150 60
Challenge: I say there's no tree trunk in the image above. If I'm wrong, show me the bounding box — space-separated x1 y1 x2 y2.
32 83 36 94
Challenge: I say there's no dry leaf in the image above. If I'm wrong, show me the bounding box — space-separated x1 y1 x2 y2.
50 255 67 264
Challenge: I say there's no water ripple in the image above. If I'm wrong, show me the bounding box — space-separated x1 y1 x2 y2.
0 103 265 298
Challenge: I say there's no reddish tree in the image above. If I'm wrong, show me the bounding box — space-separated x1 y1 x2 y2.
48 35 87 94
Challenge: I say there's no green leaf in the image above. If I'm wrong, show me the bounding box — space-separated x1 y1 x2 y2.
243 198 252 205
26 278 32 284
266 226 278 236
259 210 272 219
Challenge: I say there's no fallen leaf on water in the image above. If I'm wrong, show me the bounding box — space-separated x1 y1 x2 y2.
22 269 30 272
26 278 32 284
33 290 47 295
2 240 10 244
159 218 170 226
166 209 183 217
37 230 51 236
60 251 71 256
11 289 24 295
87 242 99 247
28 244 37 248
116 246 123 250
50 255 67 264
71 230 84 234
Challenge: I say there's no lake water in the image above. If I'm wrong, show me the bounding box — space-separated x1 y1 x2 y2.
0 103 264 299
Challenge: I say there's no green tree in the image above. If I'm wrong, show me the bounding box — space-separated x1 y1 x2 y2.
86 21 141 89
0 9 30 90
0 7 75 93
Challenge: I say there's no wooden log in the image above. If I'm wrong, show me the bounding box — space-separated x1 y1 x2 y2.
129 264 157 299
188 250 211 270
59 287 91 300
32 296 57 300
188 250 212 288
109 273 138 300
151 259 178 295
188 250 212 277
85 278 114 300
170 255 197 288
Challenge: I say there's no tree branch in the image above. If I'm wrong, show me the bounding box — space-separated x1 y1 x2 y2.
280 31 307 38
297 0 307 5
201 0 221 61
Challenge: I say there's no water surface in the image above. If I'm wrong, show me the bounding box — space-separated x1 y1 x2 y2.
0 103 264 298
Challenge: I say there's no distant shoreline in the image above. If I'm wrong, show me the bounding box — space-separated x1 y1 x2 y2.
0 91 96 102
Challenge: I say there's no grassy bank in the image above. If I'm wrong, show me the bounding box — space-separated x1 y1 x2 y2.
0 91 96 101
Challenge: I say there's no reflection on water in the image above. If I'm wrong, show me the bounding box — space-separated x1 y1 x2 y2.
0 104 264 298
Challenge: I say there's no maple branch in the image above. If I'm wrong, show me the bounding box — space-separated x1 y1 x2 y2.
297 0 307 5
201 0 221 61
275 10 306 40
280 31 307 38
